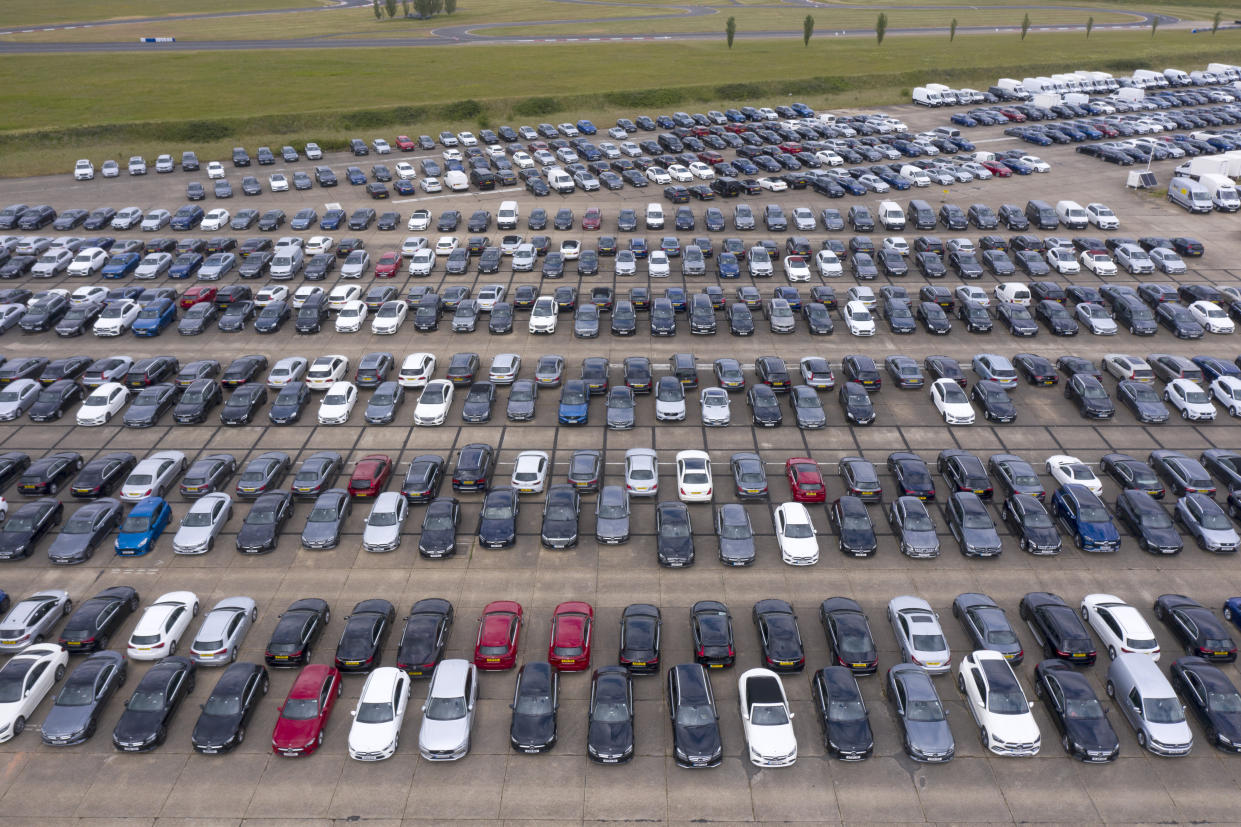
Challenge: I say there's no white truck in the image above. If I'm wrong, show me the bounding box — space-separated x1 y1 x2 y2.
1196 173 1241 211
996 78 1030 99
1163 68 1191 86
1208 63 1241 81
1176 153 1241 179
1032 92 1062 109
912 87 944 106
926 83 958 105
1116 87 1145 102
1133 69 1168 89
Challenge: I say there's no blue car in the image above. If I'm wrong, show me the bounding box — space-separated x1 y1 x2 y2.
115 496 172 556
102 252 141 279
576 119 597 135
951 113 978 127
131 298 176 337
716 253 740 279
319 209 346 230
1193 356 1241 383
1223 597 1241 633
1051 483 1120 552
557 380 589 425
393 178 415 196
168 253 203 280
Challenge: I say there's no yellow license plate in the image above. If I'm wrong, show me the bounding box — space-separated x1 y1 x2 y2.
345 661 360 666
778 661 793 666
925 662 941 667
632 661 645 667
520 488 534 493
486 657 500 663
974 489 985 494
852 663 868 668
0 641 14 646
709 663 723 668
274 655 288 660
1073 653 1086 658
1215 651 1229 656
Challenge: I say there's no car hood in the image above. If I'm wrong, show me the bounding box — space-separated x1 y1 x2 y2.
719 536 754 561
419 715 469 751
961 526 1003 551
588 719 634 754
904 718 954 753
272 715 319 747
115 530 155 551
478 518 514 542
744 719 796 756
0 531 33 556
301 522 340 543
47 532 93 559
510 712 555 747
1066 715 1120 753
840 526 877 552
112 709 164 744
349 718 399 752
364 524 401 544
675 722 722 760
236 523 276 549
658 535 693 560
419 527 454 552
42 703 95 739
192 711 243 747
827 717 874 752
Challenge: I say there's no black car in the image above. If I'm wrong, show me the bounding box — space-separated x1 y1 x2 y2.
746 384 782 427
1001 493 1061 555
952 593 1023 663
267 382 310 425
1116 379 1169 423
234 452 290 499
510 662 559 754
235 491 294 554
0 497 58 559
1115 489 1182 555
989 453 1045 500
1202 449 1241 493
178 454 236 498
221 354 267 388
752 599 804 672
811 666 873 760
111 655 196 752
754 356 791 391
396 598 453 677
838 382 874 425
1034 659 1118 762
450 443 493 492
690 600 735 668
1154 594 1237 663
1064 374 1114 419
118 383 176 428
40 650 126 747
17 451 82 496
264 598 330 667
1155 302 1204 338
300 489 350 550
334 599 395 673
888 453 935 501
1019 592 1096 665
540 485 580 550
828 496 876 557
841 354 881 392
1171 656 1241 753
70 452 136 499
587 666 634 764
967 380 1014 423
937 450 993 498
418 497 459 558
58 586 139 654
191 661 269 754
459 382 496 424
1013 352 1058 386
997 302 1039 336
944 491 1001 558
1150 450 1216 498
818 597 878 674
478 488 518 548
401 455 444 504
618 604 661 674
666 663 723 767
54 302 103 337
1101 452 1164 498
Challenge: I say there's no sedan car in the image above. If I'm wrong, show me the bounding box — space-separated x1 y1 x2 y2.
126 591 198 661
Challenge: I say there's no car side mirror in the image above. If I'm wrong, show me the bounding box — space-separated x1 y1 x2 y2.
1029 700 1035 710
788 712 794 719
350 709 356 716
277 704 283 712
421 704 427 713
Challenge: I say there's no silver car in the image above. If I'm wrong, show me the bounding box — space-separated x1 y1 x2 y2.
172 493 232 554
624 448 659 497
0 590 72 652
362 492 408 553
0 379 40 421
189 596 257 665
887 595 952 675
418 658 477 760
699 387 731 426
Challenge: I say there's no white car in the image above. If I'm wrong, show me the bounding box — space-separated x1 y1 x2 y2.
76 382 129 426
955 285 989 307
206 161 225 179
399 236 428 257
930 378 975 425
624 448 659 497
645 167 672 185
487 353 520 384
738 668 797 767
290 287 323 310
1210 376 1241 416
31 248 73 278
1080 594 1160 660
349 666 410 760
0 379 38 422
67 249 108 277
511 151 534 169
406 209 431 231
700 387 731 426
441 148 463 162
398 353 436 387
334 300 367 333
420 177 443 193
1046 247 1080 274
128 156 147 175
267 356 308 388
843 301 876 336
372 138 391 154
327 285 361 311
757 177 788 192
882 236 911 256
408 248 435 277
418 659 477 761
675 450 713 502
956 650 1041 756
414 380 454 426
1080 250 1117 275
456 131 477 146
1164 378 1216 421
371 301 407 335
268 173 288 192
1190 300 1234 334
134 252 173 279
70 285 108 305
648 250 670 278
362 492 408 552
654 378 686 421
1018 155 1051 173
782 256 811 282
0 643 68 741
1044 455 1104 496
1075 302 1118 335
511 450 550 494
73 159 95 180
317 381 358 424
1085 202 1119 229
774 502 818 565
888 595 951 674
172 493 232 554
340 251 370 279
254 285 289 307
123 591 197 662
120 451 186 502
305 355 349 389
529 297 557 334
305 236 334 255
188 596 256 665
667 164 693 182
198 209 230 233
434 236 459 256
993 282 1031 305
559 239 581 260
688 162 715 180
815 250 842 277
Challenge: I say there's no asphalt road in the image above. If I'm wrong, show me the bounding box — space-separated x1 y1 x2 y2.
0 103 1239 825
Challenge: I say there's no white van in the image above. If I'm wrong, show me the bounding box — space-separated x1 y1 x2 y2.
444 170 469 191
546 168 574 193
645 203 664 230
269 246 304 279
912 87 944 107
899 165 931 187
1054 200 1089 230
496 200 519 229
1198 173 1241 211
1168 176 1214 213
877 200 906 230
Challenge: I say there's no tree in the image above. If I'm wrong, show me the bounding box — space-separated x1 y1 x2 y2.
803 14 814 46
1020 13 1030 39
949 18 957 41
1085 16 1093 38
1213 10 1223 34
726 16 735 49
413 0 433 17
401 0 408 16
876 12 887 45
373 0 382 19
1151 15 1159 36
445 0 456 13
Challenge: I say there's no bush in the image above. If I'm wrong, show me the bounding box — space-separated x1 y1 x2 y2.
512 96 561 117
442 98 482 120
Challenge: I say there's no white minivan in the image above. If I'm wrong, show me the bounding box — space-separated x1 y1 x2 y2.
497 200 519 229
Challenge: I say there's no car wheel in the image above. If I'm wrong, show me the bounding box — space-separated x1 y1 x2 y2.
336 681 342 698
1182 409 1190 420
1075 533 1085 550
54 664 65 681
33 635 42 645
237 726 245 744
1226 606 1235 621
250 607 258 622
316 731 324 747
229 649 237 663
48 482 58 495
261 675 270 694
84 721 96 739
1108 646 1117 660
1105 680 1115 698
1207 726 1218 745
1061 733 1071 754
128 596 139 612
1154 602 1165 620
157 725 167 745
62 599 72 616
1136 731 1148 749
951 602 960 619
192 602 199 616
956 673 966 694
979 727 989 749
11 716 25 736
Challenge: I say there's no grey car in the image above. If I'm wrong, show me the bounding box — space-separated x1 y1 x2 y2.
595 485 630 544
716 503 756 566
47 498 122 565
301 489 351 550
789 385 826 429
887 497 941 558
189 596 257 665
0 590 72 651
364 381 405 424
40 650 126 746
887 663 954 762
943 492 1003 558
506 379 538 422
1176 493 1240 552
606 386 635 430
574 304 600 338
534 355 565 387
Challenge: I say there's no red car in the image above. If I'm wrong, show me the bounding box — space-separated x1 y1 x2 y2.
474 600 522 670
785 457 826 503
348 454 392 498
548 601 594 671
180 285 218 309
374 251 401 278
582 208 602 231
981 160 1012 178
395 135 415 152
271 664 341 757
778 142 803 155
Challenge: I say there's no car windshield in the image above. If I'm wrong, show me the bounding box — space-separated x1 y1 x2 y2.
62 516 98 534
370 508 400 526
1140 510 1172 529
308 506 339 523
355 700 393 724
561 388 586 405
137 306 163 319
56 681 97 707
1080 384 1106 399
911 633 946 651
0 669 27 703
424 510 453 531
661 516 689 538
246 507 277 525
420 387 445 404
1200 510 1232 530
128 688 168 712
515 691 553 716
1078 504 1109 522
988 689 1028 715
1065 697 1104 720
904 510 934 532
275 389 302 405
281 698 319 720
1184 390 1209 404
828 698 867 722
121 516 151 533
592 700 629 723
906 698 945 722
782 521 812 539
675 703 716 726
425 695 467 720
962 511 993 530
720 519 750 539
1210 691 1241 712
1143 697 1185 724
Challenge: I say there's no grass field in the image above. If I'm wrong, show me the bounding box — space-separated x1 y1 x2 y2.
0 0 332 27
0 28 1236 177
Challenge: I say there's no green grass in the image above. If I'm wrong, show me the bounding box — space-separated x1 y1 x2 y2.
0 28 1235 177
0 0 330 27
